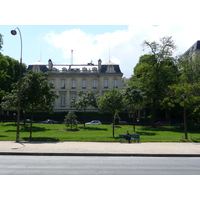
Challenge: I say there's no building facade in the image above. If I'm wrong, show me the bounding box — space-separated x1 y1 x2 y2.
28 59 124 112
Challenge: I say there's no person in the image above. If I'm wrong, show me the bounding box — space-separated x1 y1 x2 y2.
124 131 132 143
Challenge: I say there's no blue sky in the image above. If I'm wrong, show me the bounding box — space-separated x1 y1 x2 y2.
1 25 200 78
1 25 128 69
1 0 200 78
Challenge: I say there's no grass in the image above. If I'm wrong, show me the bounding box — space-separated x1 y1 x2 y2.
0 122 200 142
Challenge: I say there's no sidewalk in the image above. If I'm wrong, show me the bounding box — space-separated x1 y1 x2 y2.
1 141 200 156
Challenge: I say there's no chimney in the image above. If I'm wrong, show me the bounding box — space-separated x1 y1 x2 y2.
98 59 102 71
71 50 73 65
48 59 53 70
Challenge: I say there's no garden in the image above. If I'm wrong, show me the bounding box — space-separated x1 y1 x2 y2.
0 122 200 142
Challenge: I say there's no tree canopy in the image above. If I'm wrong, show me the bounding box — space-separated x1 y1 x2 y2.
98 88 124 137
70 91 98 127
131 36 179 126
1 71 59 138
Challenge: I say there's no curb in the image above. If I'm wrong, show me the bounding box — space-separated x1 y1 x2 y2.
1 152 200 157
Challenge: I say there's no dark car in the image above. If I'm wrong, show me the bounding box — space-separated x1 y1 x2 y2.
22 119 34 123
38 119 57 124
154 121 170 126
119 121 128 125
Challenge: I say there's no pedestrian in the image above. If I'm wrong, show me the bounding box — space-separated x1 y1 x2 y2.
125 131 132 143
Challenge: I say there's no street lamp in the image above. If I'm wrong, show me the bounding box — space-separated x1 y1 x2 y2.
11 27 22 142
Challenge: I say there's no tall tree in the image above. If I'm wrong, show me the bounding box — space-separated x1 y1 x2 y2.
70 91 98 127
21 71 58 138
98 88 124 137
166 54 200 138
124 85 145 132
132 36 178 126
0 53 26 104
2 71 59 138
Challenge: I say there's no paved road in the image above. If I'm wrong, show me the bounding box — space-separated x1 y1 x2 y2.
1 155 200 175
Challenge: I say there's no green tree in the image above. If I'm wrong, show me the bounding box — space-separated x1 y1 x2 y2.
2 71 59 138
132 36 178 126
0 53 26 104
70 91 98 127
124 85 144 132
168 83 200 139
98 88 124 137
21 71 58 138
166 54 200 138
64 110 78 130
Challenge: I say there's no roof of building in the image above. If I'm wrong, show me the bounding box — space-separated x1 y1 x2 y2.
100 62 122 74
27 63 49 73
185 40 200 54
27 59 123 74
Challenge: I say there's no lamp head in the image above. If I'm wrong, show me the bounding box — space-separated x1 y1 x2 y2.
11 30 17 35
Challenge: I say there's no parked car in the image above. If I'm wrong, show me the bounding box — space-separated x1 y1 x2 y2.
85 120 102 125
38 119 57 124
154 121 170 126
119 121 128 125
22 119 34 123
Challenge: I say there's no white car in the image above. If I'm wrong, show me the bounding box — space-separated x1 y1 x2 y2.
85 120 102 125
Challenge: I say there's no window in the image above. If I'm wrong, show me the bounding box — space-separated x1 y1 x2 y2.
71 79 76 89
50 79 55 89
108 66 113 73
33 65 40 73
52 92 56 106
104 79 108 88
60 93 66 106
113 78 118 88
61 79 65 89
82 79 86 89
70 93 77 100
92 79 97 89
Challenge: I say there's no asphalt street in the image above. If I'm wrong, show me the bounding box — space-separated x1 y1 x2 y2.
1 155 200 175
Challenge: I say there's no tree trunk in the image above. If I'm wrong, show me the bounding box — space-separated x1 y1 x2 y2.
30 122 32 139
29 109 34 139
112 118 115 138
151 98 156 127
183 100 188 139
112 112 115 137
132 111 136 132
83 108 86 128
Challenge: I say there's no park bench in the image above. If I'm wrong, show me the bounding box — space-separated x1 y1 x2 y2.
118 134 140 143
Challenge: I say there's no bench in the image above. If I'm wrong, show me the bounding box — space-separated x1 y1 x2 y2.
118 134 140 143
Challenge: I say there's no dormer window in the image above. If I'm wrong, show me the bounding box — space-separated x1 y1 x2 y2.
105 65 114 73
33 65 40 72
108 66 113 73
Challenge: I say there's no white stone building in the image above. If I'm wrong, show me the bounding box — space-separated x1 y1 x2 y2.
28 59 124 112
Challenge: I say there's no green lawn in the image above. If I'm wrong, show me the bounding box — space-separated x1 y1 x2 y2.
0 122 200 142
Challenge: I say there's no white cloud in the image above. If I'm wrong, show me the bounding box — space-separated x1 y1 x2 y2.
45 25 200 78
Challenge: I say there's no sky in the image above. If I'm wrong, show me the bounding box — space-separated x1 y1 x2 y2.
1 0 200 78
1 25 200 78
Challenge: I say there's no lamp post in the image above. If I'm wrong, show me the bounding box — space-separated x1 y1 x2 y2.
11 27 22 143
